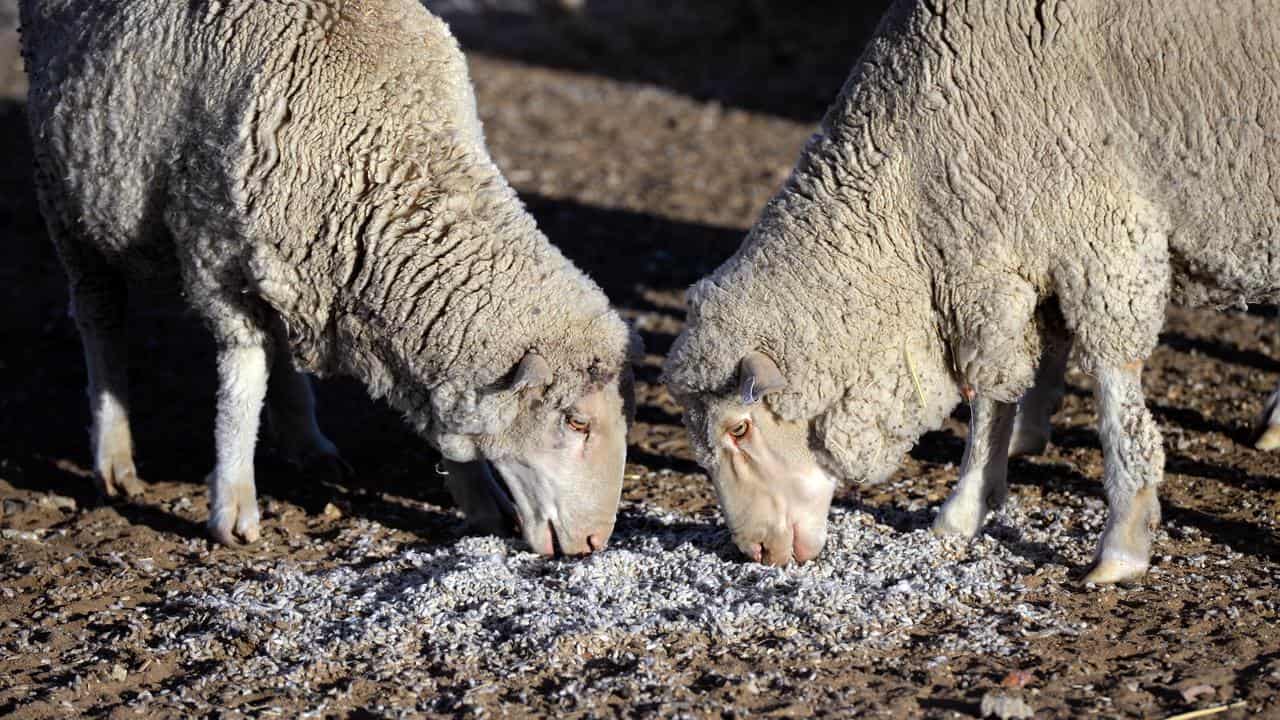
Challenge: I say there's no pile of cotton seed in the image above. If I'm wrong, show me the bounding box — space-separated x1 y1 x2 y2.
147 497 1096 703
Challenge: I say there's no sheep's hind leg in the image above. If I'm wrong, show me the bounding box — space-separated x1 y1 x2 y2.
68 260 144 499
933 398 1017 538
263 324 350 482
1084 362 1163 584
202 304 271 545
1009 338 1071 457
1253 381 1280 451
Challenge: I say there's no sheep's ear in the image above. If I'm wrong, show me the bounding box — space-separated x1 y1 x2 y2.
738 352 786 405
510 352 553 392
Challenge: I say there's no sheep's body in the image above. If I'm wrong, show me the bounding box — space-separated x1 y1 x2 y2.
665 0 1280 580
22 0 633 547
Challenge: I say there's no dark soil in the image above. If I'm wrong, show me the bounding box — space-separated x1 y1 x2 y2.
1 3 1278 717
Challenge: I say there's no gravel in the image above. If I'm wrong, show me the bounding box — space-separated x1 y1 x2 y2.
4 1 1278 715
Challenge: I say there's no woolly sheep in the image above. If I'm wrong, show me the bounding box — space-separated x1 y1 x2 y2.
663 0 1280 584
21 0 637 554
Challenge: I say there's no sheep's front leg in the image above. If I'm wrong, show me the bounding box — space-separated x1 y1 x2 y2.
1009 339 1071 457
208 341 269 545
1084 362 1163 584
264 338 349 481
933 398 1017 537
442 459 517 537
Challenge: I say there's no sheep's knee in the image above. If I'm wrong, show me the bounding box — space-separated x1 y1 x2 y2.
265 360 344 473
442 459 515 536
1009 339 1070 457
1007 414 1050 458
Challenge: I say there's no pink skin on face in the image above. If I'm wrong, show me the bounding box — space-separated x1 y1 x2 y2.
712 406 835 566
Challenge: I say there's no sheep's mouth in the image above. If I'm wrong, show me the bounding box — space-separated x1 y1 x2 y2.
481 461 521 536
482 458 570 557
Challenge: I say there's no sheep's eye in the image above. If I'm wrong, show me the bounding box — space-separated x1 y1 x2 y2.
566 414 590 434
728 419 750 440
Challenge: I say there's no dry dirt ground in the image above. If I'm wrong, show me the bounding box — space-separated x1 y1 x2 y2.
2 3 1280 718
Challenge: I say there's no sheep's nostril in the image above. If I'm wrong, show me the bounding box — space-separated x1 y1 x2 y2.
792 522 819 563
793 541 818 564
792 525 822 564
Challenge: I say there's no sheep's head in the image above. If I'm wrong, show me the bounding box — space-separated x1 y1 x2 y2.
666 352 838 566
434 350 633 557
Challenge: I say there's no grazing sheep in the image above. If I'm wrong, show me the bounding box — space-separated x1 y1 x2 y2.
21 0 636 554
663 0 1280 583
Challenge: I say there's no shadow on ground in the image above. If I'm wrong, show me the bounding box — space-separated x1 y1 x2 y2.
425 0 894 122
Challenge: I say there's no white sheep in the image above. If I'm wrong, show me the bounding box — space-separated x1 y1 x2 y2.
663 0 1280 584
21 0 637 554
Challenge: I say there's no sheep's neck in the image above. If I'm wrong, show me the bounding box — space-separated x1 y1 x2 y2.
745 3 969 441
321 158 592 397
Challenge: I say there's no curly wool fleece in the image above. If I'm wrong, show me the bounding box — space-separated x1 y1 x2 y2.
665 0 1280 481
20 0 636 457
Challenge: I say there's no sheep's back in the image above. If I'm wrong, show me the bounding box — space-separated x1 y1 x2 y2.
21 0 484 281
21 0 193 265
1093 0 1280 305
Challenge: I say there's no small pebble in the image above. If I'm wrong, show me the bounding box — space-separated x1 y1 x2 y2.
42 494 77 512
980 691 1034 720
